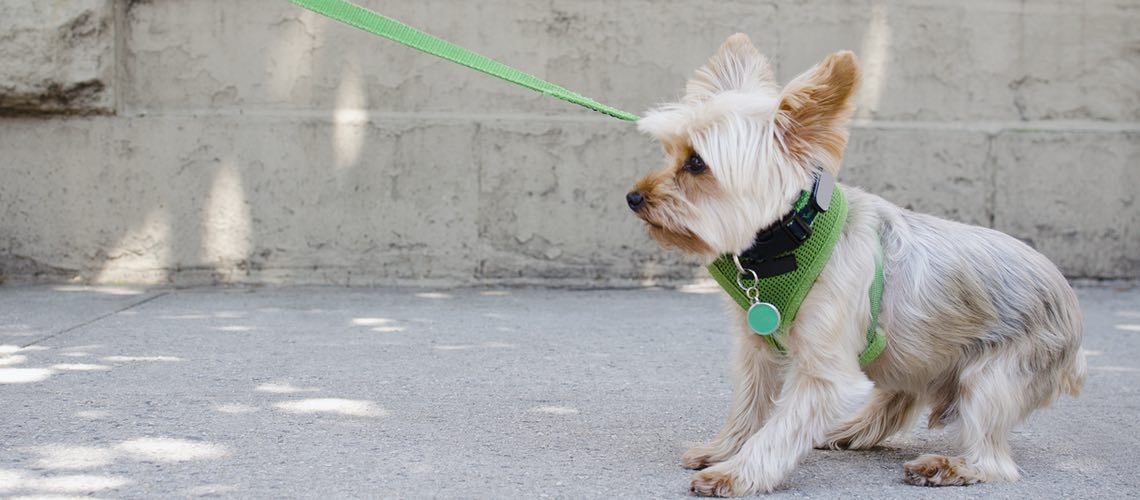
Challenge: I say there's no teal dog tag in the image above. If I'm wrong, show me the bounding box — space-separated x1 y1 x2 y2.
747 302 780 336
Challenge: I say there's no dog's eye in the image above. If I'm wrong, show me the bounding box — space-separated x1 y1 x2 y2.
683 154 707 174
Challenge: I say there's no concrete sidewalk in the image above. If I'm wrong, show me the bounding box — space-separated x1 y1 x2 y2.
1 284 1137 498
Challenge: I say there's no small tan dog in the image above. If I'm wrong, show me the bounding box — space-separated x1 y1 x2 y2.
627 34 1086 496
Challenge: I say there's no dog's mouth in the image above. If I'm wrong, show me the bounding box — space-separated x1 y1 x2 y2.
627 182 715 255
638 213 713 255
634 209 667 232
642 218 664 230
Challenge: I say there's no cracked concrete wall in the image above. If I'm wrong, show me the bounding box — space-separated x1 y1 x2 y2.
0 0 115 114
1 0 1137 284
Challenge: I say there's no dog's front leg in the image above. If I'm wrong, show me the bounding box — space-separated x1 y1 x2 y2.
689 297 874 496
690 363 872 496
683 321 786 470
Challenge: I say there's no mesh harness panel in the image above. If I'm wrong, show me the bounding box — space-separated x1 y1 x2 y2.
707 184 886 368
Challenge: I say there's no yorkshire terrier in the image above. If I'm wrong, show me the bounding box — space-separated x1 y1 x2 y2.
627 34 1086 496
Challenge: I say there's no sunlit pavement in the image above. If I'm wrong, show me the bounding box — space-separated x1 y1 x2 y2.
1 284 1137 498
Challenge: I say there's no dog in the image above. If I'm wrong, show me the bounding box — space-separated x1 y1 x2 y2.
626 34 1086 496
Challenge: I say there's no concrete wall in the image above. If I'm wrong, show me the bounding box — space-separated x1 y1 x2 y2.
1 0 1137 285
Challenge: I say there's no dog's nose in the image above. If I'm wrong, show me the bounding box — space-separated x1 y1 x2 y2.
626 191 645 211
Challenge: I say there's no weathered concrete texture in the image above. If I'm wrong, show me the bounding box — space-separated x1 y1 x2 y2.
120 0 774 118
0 116 482 285
2 116 1137 284
0 0 115 114
473 120 685 283
993 130 1140 279
120 0 1140 121
0 284 1138 498
843 125 993 227
0 115 689 286
778 0 1140 122
1 0 1138 284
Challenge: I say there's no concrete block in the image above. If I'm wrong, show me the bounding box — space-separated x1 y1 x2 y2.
777 0 1140 121
992 129 1140 279
120 0 1139 122
0 0 114 114
121 0 777 117
842 125 993 226
1 116 1135 283
0 116 483 284
0 115 698 285
472 120 694 283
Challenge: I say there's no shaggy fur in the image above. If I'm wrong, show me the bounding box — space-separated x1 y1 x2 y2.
627 34 1085 496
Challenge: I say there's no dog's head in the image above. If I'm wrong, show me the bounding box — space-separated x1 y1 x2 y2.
627 34 859 257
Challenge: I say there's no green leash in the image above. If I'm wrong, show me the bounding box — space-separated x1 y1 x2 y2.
291 0 886 367
290 0 639 121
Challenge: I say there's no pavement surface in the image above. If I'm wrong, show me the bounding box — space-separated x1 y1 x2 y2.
0 283 1137 499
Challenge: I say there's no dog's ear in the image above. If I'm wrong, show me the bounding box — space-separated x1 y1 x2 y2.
686 33 776 100
775 51 860 174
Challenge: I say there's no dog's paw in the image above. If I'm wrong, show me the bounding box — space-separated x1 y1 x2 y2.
903 454 981 487
689 468 739 497
681 446 721 470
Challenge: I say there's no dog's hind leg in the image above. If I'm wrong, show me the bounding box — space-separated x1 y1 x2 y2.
822 389 920 450
683 325 785 470
904 353 1027 486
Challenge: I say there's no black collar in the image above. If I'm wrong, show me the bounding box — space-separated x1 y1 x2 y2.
737 170 835 278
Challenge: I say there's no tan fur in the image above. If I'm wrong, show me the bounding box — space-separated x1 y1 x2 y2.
682 322 786 469
775 51 860 174
824 390 920 450
627 34 1086 497
632 166 715 255
689 469 738 497
903 454 985 486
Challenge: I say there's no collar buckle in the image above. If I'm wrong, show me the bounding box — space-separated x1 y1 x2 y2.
741 211 814 260
785 212 813 242
735 170 834 279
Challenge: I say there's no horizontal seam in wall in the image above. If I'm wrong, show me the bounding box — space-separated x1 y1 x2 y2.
25 110 1140 133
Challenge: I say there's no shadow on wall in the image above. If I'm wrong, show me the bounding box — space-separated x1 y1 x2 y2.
66 5 363 285
54 2 505 286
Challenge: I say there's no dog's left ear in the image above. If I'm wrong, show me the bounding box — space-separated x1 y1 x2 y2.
775 51 860 174
686 33 777 101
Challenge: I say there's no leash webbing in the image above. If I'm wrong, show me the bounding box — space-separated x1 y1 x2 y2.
289 0 640 121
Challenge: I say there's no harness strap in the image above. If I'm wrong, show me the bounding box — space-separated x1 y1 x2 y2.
860 238 887 367
291 0 640 121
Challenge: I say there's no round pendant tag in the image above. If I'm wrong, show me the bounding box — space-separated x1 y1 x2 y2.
747 302 781 336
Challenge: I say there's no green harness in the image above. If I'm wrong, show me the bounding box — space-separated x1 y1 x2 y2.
707 185 886 368
292 0 887 367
